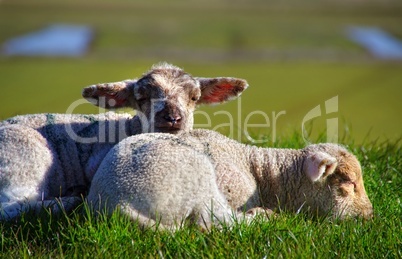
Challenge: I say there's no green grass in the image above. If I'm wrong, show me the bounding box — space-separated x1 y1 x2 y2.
1 0 401 144
0 134 401 258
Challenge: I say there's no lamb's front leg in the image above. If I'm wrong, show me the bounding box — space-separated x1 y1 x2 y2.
214 161 260 211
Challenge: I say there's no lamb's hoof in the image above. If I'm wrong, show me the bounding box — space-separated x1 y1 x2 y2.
246 207 275 218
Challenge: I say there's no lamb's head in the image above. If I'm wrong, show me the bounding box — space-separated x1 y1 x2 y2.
300 144 373 220
82 63 248 133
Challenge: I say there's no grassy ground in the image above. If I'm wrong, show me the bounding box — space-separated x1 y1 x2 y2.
0 134 400 258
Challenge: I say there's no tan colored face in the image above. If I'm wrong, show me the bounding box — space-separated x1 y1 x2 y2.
327 152 373 219
133 68 201 133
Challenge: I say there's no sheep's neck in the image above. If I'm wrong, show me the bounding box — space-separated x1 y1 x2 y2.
248 146 304 211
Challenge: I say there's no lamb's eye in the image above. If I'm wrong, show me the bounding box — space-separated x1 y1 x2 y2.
339 176 356 189
191 92 200 102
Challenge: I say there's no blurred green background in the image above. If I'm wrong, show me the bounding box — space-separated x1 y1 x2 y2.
1 0 401 144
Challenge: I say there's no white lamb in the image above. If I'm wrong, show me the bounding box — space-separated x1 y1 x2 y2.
87 129 373 230
0 63 248 220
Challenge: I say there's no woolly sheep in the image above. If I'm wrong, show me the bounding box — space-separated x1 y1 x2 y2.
87 129 373 230
0 63 248 220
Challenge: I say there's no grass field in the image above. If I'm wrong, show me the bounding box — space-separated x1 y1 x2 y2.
0 0 401 257
1 0 401 144
0 134 400 258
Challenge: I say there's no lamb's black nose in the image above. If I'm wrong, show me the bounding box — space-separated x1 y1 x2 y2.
164 115 182 123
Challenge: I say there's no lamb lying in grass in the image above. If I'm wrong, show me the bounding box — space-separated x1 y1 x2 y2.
0 63 248 220
87 129 373 230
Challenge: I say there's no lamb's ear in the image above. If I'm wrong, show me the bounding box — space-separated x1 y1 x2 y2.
195 77 248 104
82 79 137 109
304 151 338 182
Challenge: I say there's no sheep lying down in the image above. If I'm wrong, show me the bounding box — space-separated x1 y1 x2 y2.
87 129 373 230
0 63 248 220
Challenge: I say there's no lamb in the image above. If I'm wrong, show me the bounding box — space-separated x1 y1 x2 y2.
0 63 248 220
87 129 373 230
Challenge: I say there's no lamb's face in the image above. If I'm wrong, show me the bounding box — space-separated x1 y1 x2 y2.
133 67 201 133
301 144 373 220
326 152 373 219
82 62 248 134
